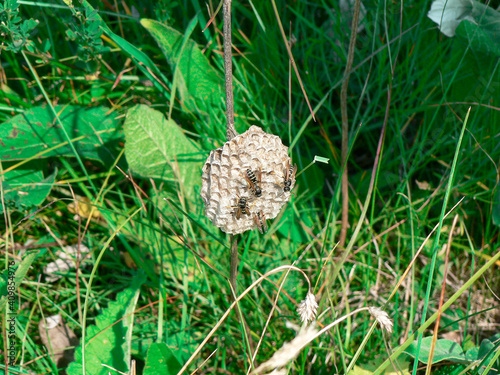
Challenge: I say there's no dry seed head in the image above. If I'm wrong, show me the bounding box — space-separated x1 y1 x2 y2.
297 292 318 323
368 306 393 333
201 126 294 234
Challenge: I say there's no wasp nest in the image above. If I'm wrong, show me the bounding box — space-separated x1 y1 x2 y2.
201 125 296 234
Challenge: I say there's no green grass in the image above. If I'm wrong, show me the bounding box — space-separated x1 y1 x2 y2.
1 0 500 374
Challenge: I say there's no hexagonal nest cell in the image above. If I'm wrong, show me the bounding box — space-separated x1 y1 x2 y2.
201 125 295 234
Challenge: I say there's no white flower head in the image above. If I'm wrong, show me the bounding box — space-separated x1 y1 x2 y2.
297 292 318 323
427 0 474 37
368 306 393 334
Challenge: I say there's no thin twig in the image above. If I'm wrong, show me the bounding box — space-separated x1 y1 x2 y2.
223 0 236 141
270 0 315 122
223 0 239 298
222 0 252 359
177 265 311 374
229 235 238 294
339 0 362 248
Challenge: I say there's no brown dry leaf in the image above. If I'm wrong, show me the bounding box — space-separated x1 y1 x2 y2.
415 180 432 190
123 251 137 269
67 197 102 219
38 314 79 368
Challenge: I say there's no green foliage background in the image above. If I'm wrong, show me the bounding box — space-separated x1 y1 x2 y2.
1 0 499 374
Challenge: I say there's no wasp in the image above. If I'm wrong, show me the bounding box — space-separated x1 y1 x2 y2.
229 196 251 219
282 160 297 192
253 210 268 234
244 168 262 197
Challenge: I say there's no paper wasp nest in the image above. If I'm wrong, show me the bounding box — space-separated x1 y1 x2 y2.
201 126 295 234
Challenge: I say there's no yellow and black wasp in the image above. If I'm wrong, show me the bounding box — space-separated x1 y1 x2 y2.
229 196 251 220
253 210 268 234
244 168 262 197
282 160 297 193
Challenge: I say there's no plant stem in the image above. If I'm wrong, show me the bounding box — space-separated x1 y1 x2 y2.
223 0 253 359
223 0 236 141
229 235 238 293
223 0 239 298
339 0 362 248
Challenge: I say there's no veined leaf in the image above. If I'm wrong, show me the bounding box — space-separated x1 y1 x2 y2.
67 272 146 375
140 19 223 115
404 337 467 364
0 168 56 213
123 104 202 201
0 105 121 164
456 20 500 57
144 343 182 375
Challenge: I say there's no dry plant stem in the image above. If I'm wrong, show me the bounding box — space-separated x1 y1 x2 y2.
320 86 390 301
425 214 459 375
191 349 218 375
223 0 236 140
177 265 311 375
248 265 296 374
290 308 370 356
339 0 362 249
385 197 464 304
270 0 315 121
229 235 238 300
223 0 238 290
373 246 500 375
203 0 223 32
222 0 253 356
383 335 402 375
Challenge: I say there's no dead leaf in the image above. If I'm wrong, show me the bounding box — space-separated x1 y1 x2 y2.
39 314 79 368
416 180 432 190
67 197 101 219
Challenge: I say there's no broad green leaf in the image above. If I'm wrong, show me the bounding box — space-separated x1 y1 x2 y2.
143 343 182 375
0 105 121 164
123 104 202 201
404 337 466 364
439 308 465 332
0 168 56 213
67 273 146 375
477 333 500 374
466 346 479 362
140 19 223 115
455 19 500 57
